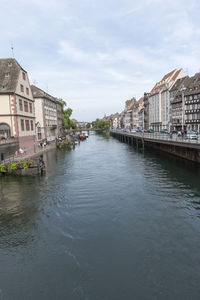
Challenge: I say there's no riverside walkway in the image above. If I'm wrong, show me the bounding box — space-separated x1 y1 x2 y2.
110 129 200 162
3 142 56 163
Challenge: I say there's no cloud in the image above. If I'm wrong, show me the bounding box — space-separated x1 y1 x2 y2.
58 41 88 62
1 0 200 121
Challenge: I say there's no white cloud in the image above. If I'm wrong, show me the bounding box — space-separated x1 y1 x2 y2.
1 0 200 121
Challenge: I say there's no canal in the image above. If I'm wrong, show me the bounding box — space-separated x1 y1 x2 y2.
1 134 200 300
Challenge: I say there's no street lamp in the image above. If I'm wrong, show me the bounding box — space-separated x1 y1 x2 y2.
180 84 186 131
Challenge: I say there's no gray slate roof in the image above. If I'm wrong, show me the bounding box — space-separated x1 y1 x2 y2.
0 58 21 93
184 72 200 96
31 85 59 103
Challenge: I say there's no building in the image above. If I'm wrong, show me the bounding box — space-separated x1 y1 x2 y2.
185 73 200 132
119 112 125 129
149 69 186 131
31 85 59 142
143 92 150 130
131 101 139 130
0 58 36 150
112 113 119 129
170 76 190 131
56 99 63 136
138 97 144 129
124 98 137 130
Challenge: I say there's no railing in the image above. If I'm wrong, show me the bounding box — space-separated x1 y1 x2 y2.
110 129 200 145
0 137 18 145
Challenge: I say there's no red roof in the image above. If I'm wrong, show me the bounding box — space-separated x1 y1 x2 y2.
161 69 176 81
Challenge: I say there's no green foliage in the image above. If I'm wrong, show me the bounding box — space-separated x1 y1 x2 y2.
23 161 28 170
86 123 91 128
0 160 35 173
10 162 17 171
57 139 71 149
92 119 110 130
58 98 76 129
0 164 6 173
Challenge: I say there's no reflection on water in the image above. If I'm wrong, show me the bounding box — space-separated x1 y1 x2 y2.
1 135 200 300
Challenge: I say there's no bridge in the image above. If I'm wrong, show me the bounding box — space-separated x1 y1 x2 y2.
67 128 108 133
110 129 200 163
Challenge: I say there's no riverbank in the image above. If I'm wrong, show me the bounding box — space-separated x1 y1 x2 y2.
4 142 56 163
110 129 200 163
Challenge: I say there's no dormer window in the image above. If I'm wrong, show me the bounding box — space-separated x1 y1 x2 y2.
20 84 24 92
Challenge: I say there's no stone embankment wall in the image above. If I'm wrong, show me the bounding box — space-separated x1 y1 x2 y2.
144 140 200 163
110 131 200 163
0 140 19 160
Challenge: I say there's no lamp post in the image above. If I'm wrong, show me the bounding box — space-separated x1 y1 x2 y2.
180 84 186 131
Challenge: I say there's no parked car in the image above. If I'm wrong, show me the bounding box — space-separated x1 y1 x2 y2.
147 129 154 133
186 131 198 140
172 129 178 134
160 129 168 134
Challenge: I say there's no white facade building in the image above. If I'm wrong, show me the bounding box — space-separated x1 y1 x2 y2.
31 85 60 142
149 69 186 131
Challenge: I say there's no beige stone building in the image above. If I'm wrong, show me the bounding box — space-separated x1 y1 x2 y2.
0 58 36 150
149 69 186 131
31 85 62 142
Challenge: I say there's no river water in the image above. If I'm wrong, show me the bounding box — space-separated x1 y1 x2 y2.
1 134 200 300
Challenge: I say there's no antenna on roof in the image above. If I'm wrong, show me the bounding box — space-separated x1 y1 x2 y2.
11 42 14 58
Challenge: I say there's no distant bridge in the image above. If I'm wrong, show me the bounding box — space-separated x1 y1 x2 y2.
67 128 108 132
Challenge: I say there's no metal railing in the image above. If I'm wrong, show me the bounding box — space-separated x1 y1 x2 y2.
111 129 200 145
0 137 18 145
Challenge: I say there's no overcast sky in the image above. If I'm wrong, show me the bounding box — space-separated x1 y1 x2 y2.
0 0 200 121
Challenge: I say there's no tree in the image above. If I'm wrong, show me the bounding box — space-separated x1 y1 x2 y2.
92 119 110 130
58 98 76 129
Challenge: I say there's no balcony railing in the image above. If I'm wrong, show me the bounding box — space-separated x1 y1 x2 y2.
0 137 18 145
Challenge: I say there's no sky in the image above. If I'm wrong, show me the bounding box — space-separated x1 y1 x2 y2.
1 0 200 121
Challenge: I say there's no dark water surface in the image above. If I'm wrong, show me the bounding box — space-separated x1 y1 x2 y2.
1 134 200 300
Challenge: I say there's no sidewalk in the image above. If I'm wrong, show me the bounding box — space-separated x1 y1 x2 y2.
4 143 56 163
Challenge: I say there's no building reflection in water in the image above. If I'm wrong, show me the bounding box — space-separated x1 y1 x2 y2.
0 175 42 249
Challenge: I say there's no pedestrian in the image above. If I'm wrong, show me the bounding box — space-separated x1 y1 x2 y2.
181 129 184 139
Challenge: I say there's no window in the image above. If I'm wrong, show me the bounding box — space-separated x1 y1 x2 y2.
19 99 23 111
8 62 12 67
24 101 28 112
30 120 33 131
21 119 24 131
29 103 32 113
26 87 29 95
25 120 30 131
20 84 24 92
22 72 26 80
5 73 9 78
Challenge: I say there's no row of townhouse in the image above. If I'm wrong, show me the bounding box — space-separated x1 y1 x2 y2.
109 68 200 133
109 97 144 131
0 58 63 151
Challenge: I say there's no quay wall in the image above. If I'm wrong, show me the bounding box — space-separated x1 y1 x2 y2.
110 131 200 163
0 140 19 161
